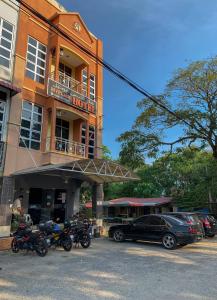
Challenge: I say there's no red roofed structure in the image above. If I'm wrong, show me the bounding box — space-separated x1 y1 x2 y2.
84 197 173 220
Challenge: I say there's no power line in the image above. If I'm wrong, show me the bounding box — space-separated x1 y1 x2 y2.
12 0 206 137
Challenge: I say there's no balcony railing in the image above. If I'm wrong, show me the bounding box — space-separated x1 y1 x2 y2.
46 137 86 158
48 72 96 114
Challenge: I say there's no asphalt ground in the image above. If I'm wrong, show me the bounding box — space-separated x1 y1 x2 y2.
0 237 217 300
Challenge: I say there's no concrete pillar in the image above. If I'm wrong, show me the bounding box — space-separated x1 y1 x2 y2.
0 176 15 237
66 180 81 219
92 183 104 221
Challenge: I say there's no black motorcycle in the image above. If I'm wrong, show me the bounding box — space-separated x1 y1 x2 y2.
38 221 72 251
11 223 48 257
64 220 91 249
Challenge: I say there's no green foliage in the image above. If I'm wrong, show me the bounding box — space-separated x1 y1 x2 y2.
118 57 217 159
105 148 217 212
102 145 112 160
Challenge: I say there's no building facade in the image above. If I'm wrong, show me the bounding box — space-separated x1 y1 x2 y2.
0 0 104 236
0 0 20 237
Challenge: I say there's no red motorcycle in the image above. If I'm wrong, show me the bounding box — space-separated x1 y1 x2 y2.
11 223 48 257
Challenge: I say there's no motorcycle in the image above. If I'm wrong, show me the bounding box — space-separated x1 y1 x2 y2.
11 223 48 257
38 221 72 251
64 220 91 249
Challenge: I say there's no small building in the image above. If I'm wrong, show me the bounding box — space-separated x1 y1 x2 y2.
85 197 173 222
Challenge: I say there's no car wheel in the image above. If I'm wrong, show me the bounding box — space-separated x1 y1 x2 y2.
113 230 125 242
207 234 215 238
162 234 177 250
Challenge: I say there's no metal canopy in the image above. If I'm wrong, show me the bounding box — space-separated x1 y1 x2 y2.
12 159 139 184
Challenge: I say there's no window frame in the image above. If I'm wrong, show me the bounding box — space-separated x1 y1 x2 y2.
25 36 47 84
88 125 95 159
82 68 88 96
19 100 43 151
90 74 95 101
0 17 14 70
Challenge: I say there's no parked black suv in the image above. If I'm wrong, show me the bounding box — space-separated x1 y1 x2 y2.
108 214 203 250
196 213 217 238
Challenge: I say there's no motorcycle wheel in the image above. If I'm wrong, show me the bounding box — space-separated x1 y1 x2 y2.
80 235 91 249
35 240 48 257
11 238 19 253
62 237 72 251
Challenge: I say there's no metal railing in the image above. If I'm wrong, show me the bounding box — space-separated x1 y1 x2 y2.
46 137 86 158
49 72 96 109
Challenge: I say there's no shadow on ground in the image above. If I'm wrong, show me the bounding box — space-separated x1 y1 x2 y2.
0 237 217 300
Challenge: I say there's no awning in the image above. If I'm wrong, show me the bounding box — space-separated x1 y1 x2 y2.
84 197 172 208
0 80 21 96
13 159 139 184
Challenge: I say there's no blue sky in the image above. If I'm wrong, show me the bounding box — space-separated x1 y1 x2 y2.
60 0 217 158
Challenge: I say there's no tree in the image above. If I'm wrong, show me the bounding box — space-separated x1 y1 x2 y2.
118 58 217 159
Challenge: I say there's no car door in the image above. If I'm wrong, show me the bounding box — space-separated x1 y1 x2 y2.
130 216 152 239
146 216 168 241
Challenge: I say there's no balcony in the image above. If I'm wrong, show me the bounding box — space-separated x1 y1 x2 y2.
47 72 96 114
46 137 86 158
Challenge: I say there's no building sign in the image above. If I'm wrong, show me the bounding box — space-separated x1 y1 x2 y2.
47 78 96 114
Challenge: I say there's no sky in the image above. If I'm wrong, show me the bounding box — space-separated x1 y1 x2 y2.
60 0 217 158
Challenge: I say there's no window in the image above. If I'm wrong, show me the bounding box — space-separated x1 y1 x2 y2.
90 74 95 101
82 69 88 96
149 216 165 226
19 101 42 150
0 18 14 69
134 216 151 225
25 37 47 84
81 123 86 145
55 118 69 152
88 125 95 159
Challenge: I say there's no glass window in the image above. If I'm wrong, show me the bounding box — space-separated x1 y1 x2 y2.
134 216 150 225
90 74 95 101
0 18 14 69
19 101 43 151
149 216 164 226
82 69 88 96
26 36 47 84
88 125 95 159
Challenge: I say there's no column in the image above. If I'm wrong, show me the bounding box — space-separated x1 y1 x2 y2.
0 176 15 237
66 180 81 219
92 183 104 222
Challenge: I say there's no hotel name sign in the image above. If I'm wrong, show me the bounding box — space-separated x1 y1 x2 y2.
47 79 96 114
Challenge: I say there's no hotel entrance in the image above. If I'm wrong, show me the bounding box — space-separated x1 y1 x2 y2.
28 188 67 224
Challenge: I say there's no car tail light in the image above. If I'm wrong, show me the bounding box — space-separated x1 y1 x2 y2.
188 226 197 234
204 219 211 228
186 220 193 225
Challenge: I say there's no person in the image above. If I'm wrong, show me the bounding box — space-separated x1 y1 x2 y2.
12 195 23 222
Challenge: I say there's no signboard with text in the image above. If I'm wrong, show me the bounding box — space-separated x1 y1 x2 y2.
47 78 96 114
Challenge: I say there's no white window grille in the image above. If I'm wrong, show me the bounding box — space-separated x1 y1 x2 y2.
90 74 95 101
0 18 14 69
25 36 47 84
82 69 88 96
88 125 95 159
20 101 43 150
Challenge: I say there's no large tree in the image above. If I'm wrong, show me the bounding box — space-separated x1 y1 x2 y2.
118 58 217 159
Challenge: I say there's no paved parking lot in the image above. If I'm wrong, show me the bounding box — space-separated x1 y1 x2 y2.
0 237 217 300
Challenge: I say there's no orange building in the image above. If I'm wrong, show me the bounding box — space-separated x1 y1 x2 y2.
0 0 136 236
